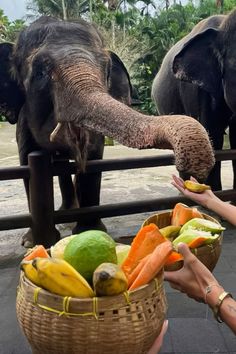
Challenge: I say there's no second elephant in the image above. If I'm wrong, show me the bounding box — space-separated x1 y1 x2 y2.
152 9 236 191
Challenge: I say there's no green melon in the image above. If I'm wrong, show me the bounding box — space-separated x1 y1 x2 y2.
64 230 117 282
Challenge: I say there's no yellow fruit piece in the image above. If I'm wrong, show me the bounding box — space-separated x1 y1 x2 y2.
21 260 41 286
184 180 211 193
159 226 181 241
33 257 95 298
93 262 128 296
116 243 131 265
50 235 76 259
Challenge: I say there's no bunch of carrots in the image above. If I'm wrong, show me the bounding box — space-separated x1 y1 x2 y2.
121 224 174 291
121 203 205 291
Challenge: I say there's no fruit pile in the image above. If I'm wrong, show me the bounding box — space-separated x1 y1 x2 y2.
21 230 130 298
168 203 225 246
21 203 224 299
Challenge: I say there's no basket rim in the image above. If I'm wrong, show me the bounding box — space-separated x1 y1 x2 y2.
142 209 222 225
18 270 165 317
142 210 223 250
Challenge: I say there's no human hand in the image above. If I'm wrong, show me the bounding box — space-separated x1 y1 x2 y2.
171 174 217 208
147 320 168 354
164 243 221 303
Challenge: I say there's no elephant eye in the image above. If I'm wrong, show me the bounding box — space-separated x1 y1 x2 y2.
33 64 49 80
29 58 52 91
31 54 53 82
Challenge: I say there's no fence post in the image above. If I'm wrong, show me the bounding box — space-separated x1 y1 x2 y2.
28 151 60 247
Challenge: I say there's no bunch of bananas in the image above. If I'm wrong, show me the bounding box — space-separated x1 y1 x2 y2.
21 257 95 298
21 254 128 298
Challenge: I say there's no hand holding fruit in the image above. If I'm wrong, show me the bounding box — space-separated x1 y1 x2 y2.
164 243 221 303
171 175 218 208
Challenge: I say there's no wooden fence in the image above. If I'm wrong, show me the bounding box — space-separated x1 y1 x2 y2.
1 149 236 247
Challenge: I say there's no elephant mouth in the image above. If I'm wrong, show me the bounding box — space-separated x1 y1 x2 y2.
51 122 89 171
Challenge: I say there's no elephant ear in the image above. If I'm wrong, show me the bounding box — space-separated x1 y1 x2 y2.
108 51 132 106
0 42 25 124
173 28 222 101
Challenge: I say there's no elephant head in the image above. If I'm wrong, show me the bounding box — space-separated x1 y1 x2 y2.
0 16 215 181
172 10 236 114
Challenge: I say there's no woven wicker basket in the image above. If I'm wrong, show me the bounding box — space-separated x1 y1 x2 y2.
16 270 167 354
142 210 223 272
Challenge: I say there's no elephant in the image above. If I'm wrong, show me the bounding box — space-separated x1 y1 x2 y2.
0 16 215 247
151 9 236 191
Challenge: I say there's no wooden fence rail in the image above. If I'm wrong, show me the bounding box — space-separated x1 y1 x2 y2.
1 149 236 247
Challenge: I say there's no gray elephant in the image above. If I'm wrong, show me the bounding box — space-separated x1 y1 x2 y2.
152 9 236 191
0 16 214 247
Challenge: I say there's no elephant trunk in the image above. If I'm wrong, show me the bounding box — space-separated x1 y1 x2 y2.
51 63 215 181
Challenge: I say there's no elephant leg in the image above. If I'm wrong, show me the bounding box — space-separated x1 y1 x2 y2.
17 120 60 247
229 119 236 189
203 129 224 191
17 122 36 247
58 172 78 210
197 93 223 191
177 92 223 190
72 133 106 234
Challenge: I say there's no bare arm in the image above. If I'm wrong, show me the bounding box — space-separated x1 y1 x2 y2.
172 175 236 226
164 243 236 334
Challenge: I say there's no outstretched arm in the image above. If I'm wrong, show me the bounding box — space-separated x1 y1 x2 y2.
172 175 236 226
164 243 236 334
147 320 168 354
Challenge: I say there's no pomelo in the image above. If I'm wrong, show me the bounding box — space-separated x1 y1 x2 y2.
64 230 117 282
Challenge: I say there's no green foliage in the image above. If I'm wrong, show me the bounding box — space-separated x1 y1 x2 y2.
0 9 25 43
0 10 25 121
2 0 236 120
27 0 90 20
129 0 236 114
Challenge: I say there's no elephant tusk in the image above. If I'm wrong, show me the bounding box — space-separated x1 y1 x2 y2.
50 122 62 142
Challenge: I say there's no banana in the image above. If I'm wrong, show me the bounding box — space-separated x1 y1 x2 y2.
93 263 128 296
184 180 211 193
32 257 95 298
21 260 41 286
159 225 181 241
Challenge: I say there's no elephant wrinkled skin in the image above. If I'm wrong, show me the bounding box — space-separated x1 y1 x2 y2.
152 8 236 191
0 16 214 247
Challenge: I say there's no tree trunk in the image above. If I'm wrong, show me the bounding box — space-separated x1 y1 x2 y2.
216 0 224 12
61 0 67 20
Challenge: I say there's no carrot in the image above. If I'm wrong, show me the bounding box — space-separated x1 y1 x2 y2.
188 237 206 249
23 245 49 261
127 254 150 288
165 251 183 266
171 203 203 226
121 223 166 276
128 241 173 291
